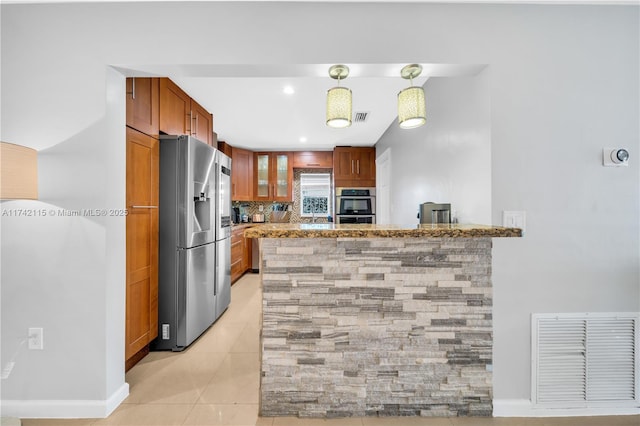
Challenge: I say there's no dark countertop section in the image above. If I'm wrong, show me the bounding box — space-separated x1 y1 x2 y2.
244 223 522 238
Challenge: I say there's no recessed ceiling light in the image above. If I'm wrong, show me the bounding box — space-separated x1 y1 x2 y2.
283 86 295 95
299 137 307 143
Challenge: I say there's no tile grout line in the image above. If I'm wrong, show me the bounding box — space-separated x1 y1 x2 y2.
179 401 199 426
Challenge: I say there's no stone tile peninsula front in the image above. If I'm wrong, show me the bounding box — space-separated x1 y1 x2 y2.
244 224 521 418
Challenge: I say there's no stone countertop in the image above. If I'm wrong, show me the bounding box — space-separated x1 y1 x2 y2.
231 223 259 230
244 223 521 238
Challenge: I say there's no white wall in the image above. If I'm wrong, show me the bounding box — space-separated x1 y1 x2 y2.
0 1 638 418
376 71 492 225
0 67 128 416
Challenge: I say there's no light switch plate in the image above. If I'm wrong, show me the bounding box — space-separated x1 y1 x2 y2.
503 211 526 233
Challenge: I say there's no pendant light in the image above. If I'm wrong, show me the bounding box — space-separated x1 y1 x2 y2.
0 142 38 199
326 65 352 128
398 64 426 129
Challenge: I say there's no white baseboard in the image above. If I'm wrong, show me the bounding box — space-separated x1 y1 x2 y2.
0 382 128 419
493 399 640 417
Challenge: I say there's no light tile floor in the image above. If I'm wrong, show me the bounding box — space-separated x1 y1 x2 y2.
21 273 639 426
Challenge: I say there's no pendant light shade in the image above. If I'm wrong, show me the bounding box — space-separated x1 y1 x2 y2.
398 64 426 129
326 65 352 128
0 142 38 200
398 86 426 129
326 86 352 128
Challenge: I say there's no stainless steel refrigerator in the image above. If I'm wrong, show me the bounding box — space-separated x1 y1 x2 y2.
154 135 231 351
214 149 232 321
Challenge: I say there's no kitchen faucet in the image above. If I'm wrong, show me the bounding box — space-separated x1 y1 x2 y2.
312 200 317 223
311 198 319 223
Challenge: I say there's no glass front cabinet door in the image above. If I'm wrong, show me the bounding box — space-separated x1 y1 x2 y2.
255 154 270 199
253 152 292 202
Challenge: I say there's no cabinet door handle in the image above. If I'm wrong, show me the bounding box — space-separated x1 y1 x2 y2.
307 163 320 166
131 77 136 100
351 160 354 174
232 183 236 196
131 205 158 209
357 160 360 175
191 112 197 136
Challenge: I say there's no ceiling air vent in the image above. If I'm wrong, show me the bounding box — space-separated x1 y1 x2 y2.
353 111 369 123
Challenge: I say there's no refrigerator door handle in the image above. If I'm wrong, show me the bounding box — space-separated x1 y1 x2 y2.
213 241 218 297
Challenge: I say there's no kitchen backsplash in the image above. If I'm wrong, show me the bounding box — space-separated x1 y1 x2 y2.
233 168 333 224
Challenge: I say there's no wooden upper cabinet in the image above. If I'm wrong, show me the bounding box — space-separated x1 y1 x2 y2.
126 77 159 138
190 98 213 146
159 78 215 145
292 151 333 169
231 146 253 201
218 141 233 157
254 152 293 202
333 147 376 187
159 78 190 136
125 127 159 362
356 148 376 181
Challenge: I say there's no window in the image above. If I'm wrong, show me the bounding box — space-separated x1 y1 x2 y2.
300 173 331 217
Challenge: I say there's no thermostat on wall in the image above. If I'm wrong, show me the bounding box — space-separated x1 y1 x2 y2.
603 148 629 167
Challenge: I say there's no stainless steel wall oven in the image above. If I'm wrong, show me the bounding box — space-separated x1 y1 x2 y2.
335 187 375 224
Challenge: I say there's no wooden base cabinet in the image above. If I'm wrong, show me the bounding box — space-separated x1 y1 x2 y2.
231 226 253 283
125 127 159 365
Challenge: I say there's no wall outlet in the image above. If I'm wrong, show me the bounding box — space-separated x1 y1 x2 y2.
503 211 526 233
28 327 44 350
258 205 264 212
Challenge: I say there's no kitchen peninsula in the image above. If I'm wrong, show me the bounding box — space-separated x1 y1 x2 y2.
245 223 521 418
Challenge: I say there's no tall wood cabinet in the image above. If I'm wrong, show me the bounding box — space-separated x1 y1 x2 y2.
125 76 216 371
333 147 376 187
159 78 214 146
125 126 159 367
253 152 293 202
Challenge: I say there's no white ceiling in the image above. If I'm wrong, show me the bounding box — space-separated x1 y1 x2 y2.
13 0 633 152
123 63 486 151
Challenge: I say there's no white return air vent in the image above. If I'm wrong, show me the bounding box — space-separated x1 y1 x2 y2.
353 111 369 123
532 313 639 408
